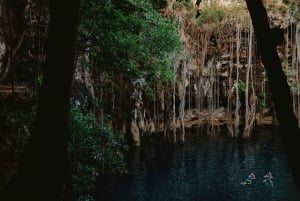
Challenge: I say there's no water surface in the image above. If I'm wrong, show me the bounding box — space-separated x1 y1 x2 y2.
97 127 300 201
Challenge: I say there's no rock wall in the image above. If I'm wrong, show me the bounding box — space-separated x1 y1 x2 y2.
163 0 300 136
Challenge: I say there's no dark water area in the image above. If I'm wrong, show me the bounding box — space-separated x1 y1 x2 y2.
97 127 300 201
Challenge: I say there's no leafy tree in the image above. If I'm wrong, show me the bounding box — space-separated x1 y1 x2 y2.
79 0 182 94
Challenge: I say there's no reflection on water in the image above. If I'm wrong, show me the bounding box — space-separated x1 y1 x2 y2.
97 127 300 201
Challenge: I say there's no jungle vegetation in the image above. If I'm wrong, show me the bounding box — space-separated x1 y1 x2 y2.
1 0 300 201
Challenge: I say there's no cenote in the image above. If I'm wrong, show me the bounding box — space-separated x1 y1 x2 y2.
97 127 300 201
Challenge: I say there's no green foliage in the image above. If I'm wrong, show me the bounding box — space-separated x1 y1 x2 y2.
290 1 300 20
279 4 288 14
266 0 300 20
150 0 167 9
258 91 266 109
68 103 127 201
80 0 182 94
197 5 226 25
282 59 300 95
237 81 246 92
283 0 290 4
37 75 43 87
284 68 300 95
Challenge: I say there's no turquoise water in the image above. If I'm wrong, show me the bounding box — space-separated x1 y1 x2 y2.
97 127 300 201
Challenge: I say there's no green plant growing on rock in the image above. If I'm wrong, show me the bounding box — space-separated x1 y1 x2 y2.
258 91 266 109
237 81 246 92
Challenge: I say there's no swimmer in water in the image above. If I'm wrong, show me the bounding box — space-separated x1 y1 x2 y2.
242 172 256 185
263 171 274 184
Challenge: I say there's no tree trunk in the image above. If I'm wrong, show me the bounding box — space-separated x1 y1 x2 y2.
4 0 80 200
245 0 300 192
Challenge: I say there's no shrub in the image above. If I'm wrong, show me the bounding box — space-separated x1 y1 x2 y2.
68 103 127 201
